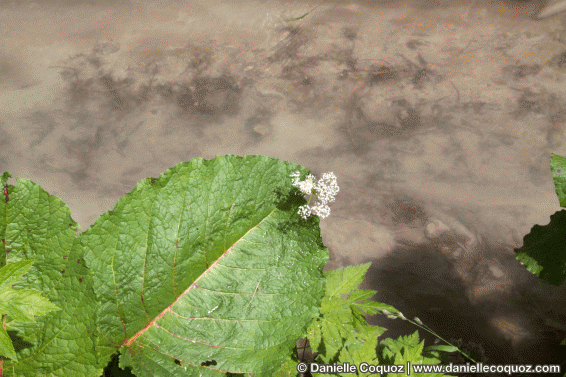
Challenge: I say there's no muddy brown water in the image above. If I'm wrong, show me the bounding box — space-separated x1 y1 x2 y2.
2 0 566 374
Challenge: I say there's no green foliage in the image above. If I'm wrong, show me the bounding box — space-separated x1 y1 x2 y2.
551 153 566 208
308 264 387 366
378 332 449 377
0 155 328 376
0 260 60 361
280 263 466 377
515 209 566 286
81 155 327 377
0 155 476 376
513 152 566 372
0 171 104 376
514 153 566 286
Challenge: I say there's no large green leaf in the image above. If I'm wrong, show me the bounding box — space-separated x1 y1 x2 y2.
0 173 104 376
514 154 566 286
514 209 566 286
551 153 566 208
511 154 566 286
81 155 328 376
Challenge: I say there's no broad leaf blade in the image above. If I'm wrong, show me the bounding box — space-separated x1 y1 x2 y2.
514 209 566 286
551 153 566 208
83 155 329 376
0 176 103 376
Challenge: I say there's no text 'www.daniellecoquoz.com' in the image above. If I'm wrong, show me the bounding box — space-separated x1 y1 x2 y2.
296 362 561 375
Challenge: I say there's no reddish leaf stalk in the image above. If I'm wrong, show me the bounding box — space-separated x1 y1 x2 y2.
0 314 5 377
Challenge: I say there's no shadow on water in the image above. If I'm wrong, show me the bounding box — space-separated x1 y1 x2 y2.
360 240 566 376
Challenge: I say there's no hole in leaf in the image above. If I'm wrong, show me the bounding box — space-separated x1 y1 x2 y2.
174 359 181 365
200 360 217 367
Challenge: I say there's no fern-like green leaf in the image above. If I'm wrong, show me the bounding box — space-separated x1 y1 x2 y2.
378 332 455 377
308 318 323 351
324 263 371 299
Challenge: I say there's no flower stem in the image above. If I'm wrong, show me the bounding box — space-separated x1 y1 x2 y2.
407 319 477 363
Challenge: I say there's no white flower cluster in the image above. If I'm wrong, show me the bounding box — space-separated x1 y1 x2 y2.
290 171 339 220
